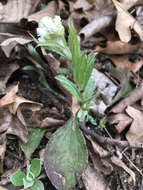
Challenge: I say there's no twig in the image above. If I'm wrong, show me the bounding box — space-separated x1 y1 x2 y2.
79 122 143 149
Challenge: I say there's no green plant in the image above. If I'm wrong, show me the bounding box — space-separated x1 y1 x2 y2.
35 16 98 190
10 158 44 190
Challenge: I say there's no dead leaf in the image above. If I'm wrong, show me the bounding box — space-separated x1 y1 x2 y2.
9 96 42 115
110 84 143 113
126 106 143 143
28 1 56 22
82 165 111 190
108 113 132 133
111 55 143 73
112 0 143 42
0 0 41 22
95 41 140 54
111 156 136 184
73 0 93 11
0 61 19 94
0 186 8 190
40 117 64 128
0 85 18 109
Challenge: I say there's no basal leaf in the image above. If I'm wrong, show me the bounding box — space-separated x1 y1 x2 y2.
29 159 41 178
20 128 45 159
56 75 81 101
10 170 25 186
44 117 88 190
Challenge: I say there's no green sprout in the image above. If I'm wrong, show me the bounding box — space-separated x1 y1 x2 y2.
10 158 44 190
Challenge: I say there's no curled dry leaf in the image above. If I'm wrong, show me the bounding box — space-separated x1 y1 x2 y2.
0 0 41 22
112 0 143 42
40 117 65 128
110 84 143 113
126 106 143 143
0 85 18 109
0 61 19 94
9 96 42 115
111 156 136 184
95 41 140 54
82 165 111 190
28 1 56 22
108 113 132 133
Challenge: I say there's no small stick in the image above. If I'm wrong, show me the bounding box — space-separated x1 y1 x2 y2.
79 122 143 149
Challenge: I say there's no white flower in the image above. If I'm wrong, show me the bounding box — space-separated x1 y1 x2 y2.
37 15 65 43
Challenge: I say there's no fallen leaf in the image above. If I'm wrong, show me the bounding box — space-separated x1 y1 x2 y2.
0 85 18 109
108 113 132 133
40 117 64 128
0 0 41 22
82 165 111 190
0 108 28 143
112 0 143 42
0 186 8 190
111 156 136 184
0 61 19 94
111 55 143 73
126 106 143 143
28 1 56 22
95 41 140 54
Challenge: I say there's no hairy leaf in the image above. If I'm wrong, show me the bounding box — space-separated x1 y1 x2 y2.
29 159 41 178
56 75 81 101
44 117 88 190
83 76 95 101
20 128 45 159
31 179 44 190
10 170 25 186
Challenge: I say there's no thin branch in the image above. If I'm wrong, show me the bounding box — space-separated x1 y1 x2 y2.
79 122 143 149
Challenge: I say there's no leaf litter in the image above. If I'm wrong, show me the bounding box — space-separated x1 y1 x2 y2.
1 0 143 190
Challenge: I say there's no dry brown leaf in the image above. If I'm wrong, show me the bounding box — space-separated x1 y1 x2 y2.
108 113 132 133
126 106 143 143
110 84 143 113
82 165 111 190
0 61 19 94
40 117 64 128
111 156 136 184
111 55 143 73
9 96 42 115
28 1 56 22
112 0 143 42
0 0 41 22
95 41 140 54
0 85 18 109
73 0 93 11
120 0 143 10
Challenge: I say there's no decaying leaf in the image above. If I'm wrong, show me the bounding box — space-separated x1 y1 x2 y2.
40 117 64 128
0 135 7 174
0 0 41 22
112 0 143 42
44 117 88 190
126 106 143 143
82 165 111 190
110 84 143 113
95 41 140 55
108 113 132 133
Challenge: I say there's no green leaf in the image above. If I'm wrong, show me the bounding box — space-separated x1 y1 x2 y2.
20 128 45 159
56 75 81 101
31 179 44 190
82 76 95 101
10 170 25 186
29 159 41 178
23 177 34 189
44 117 88 190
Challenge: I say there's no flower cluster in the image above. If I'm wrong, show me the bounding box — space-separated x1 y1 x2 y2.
37 16 65 42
